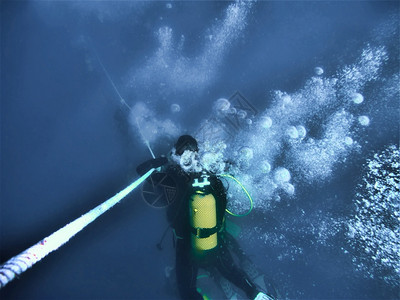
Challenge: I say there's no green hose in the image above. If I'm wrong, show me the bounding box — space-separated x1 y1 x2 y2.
219 174 253 217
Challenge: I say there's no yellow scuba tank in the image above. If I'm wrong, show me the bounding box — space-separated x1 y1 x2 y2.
190 174 218 251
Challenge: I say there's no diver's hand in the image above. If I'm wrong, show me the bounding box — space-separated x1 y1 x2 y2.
136 157 168 175
151 157 168 169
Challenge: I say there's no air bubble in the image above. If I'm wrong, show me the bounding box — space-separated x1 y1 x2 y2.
229 107 237 114
214 98 231 113
237 110 247 119
286 126 299 139
260 116 273 129
314 67 324 76
283 182 295 195
296 125 307 139
274 167 291 183
345 137 354 145
171 103 181 113
240 147 253 160
358 115 370 126
261 161 271 173
351 93 364 104
201 152 219 172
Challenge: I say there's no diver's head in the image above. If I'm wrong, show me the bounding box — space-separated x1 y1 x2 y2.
172 135 201 173
174 135 198 156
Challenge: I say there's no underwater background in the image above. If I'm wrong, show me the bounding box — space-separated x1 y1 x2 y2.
1 1 399 299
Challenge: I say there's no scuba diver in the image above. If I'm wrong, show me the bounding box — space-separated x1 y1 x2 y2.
137 135 276 300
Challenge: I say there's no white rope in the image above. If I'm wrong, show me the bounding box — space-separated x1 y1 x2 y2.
93 48 132 111
0 168 155 289
93 48 156 160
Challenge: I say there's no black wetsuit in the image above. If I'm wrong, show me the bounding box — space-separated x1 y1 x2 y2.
137 158 259 300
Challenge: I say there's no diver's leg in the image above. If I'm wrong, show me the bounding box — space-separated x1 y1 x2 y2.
224 230 247 259
175 239 203 300
216 242 259 299
224 232 278 299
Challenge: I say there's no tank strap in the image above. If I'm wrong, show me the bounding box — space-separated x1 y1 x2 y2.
191 225 219 239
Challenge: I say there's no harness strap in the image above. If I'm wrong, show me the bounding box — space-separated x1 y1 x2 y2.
191 225 219 239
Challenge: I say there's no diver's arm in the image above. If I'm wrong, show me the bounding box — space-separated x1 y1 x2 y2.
136 157 168 175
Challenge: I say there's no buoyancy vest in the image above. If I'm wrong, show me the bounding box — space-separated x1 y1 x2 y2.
190 174 219 251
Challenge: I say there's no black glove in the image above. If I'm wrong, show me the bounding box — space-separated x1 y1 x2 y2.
136 157 168 175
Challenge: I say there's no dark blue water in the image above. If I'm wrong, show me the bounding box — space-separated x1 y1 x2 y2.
1 1 399 299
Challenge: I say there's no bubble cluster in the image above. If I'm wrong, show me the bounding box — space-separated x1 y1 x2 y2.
242 208 342 265
213 98 255 125
179 150 201 173
281 94 292 107
290 110 356 182
197 140 227 174
347 145 400 286
200 152 225 174
130 102 180 143
340 46 388 97
195 44 389 213
129 1 253 94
